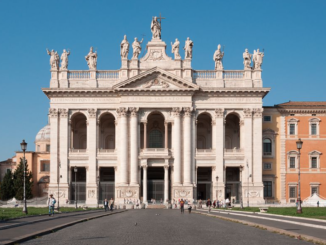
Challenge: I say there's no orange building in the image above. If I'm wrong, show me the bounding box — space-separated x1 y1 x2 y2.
276 102 326 203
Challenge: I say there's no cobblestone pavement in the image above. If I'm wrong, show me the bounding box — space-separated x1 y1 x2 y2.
23 209 309 245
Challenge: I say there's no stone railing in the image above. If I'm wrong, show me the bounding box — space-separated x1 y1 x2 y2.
224 148 244 153
69 149 87 153
141 148 167 152
67 71 90 79
98 149 116 153
193 70 216 79
196 149 215 153
223 71 244 79
96 70 119 79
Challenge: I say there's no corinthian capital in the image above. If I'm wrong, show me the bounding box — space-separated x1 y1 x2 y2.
172 107 181 117
253 108 263 118
129 107 139 117
116 107 128 117
87 108 97 118
214 108 224 118
49 108 58 118
183 107 193 117
243 108 252 118
58 109 68 118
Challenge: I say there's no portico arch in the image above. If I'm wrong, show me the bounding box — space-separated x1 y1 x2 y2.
224 113 240 149
99 112 115 149
196 113 212 149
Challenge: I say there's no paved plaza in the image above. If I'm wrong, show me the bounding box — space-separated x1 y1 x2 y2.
22 210 309 245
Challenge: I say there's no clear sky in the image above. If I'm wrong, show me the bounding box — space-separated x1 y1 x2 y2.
0 0 325 160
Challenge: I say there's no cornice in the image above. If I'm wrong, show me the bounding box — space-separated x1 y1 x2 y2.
277 108 326 114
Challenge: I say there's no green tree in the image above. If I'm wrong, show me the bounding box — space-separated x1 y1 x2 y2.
0 170 15 200
13 158 33 200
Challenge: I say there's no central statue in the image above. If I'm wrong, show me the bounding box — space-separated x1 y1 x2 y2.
151 16 161 39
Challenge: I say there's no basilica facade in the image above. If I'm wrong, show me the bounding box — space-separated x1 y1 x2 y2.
44 18 269 205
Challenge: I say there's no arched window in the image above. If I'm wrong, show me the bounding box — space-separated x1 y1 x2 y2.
263 138 272 155
149 129 163 148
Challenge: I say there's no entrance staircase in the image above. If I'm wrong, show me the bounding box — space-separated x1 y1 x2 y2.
147 204 166 209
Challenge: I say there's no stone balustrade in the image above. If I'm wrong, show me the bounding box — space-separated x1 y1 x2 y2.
223 70 244 79
68 71 90 79
96 70 119 79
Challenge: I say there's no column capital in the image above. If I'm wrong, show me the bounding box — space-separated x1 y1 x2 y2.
142 165 148 170
183 107 193 117
172 107 181 117
164 165 169 170
116 107 128 117
49 108 58 118
243 108 253 118
253 108 263 118
58 109 68 118
87 108 97 118
214 108 224 118
129 107 139 117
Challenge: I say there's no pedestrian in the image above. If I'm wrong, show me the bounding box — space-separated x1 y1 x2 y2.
199 199 202 209
136 199 139 209
109 198 114 211
317 201 320 208
217 200 220 208
48 194 56 216
213 200 216 208
104 198 109 212
225 198 230 208
188 204 192 214
180 199 185 213
206 198 212 213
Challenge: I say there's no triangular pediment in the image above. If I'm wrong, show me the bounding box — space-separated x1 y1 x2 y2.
113 67 199 91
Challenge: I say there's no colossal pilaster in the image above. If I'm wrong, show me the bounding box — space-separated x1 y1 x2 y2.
117 107 128 185
172 108 181 185
130 107 139 185
183 107 192 185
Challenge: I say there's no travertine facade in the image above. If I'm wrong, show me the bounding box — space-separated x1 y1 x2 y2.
43 18 269 205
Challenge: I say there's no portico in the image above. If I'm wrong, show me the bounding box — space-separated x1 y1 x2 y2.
45 17 269 206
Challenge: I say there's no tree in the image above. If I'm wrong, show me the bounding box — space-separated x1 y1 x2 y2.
0 170 14 200
13 158 33 200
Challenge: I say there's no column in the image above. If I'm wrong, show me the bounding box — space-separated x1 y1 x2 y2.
164 122 168 149
49 108 58 186
243 108 253 184
144 122 147 149
59 109 68 187
215 109 224 184
164 165 169 203
87 109 97 185
143 166 147 203
117 108 128 185
172 108 181 185
183 107 192 185
130 108 139 185
253 108 263 183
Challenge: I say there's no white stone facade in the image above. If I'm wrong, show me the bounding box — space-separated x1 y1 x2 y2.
44 20 269 206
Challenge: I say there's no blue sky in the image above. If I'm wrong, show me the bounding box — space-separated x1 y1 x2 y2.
0 0 325 160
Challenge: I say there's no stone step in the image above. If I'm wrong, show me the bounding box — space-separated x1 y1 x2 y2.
146 204 166 209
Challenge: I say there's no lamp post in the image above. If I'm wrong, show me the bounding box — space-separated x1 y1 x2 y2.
296 138 303 214
58 163 61 211
97 175 100 208
239 165 243 209
20 140 28 214
74 166 78 209
216 176 219 204
246 161 251 207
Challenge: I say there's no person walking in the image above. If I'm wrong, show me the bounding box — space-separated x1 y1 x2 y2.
103 198 109 212
109 198 114 211
206 198 212 213
180 199 185 213
188 204 192 214
48 194 56 216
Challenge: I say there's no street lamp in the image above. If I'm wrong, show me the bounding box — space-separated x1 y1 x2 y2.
246 161 251 207
296 138 303 214
58 163 61 211
97 175 100 208
216 176 219 205
74 166 78 209
239 165 243 209
20 140 28 214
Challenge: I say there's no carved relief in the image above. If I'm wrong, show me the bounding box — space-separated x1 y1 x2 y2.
172 107 181 117
58 109 68 118
142 79 170 89
49 108 58 118
175 189 191 198
88 190 95 198
129 107 139 117
243 108 252 118
214 108 224 118
116 107 128 117
87 108 97 118
253 108 263 117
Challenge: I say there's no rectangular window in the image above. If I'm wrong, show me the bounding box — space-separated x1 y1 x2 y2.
289 124 295 135
263 181 272 197
289 187 297 198
263 163 272 170
289 157 296 168
311 187 318 196
6 169 11 174
311 157 317 168
311 124 317 135
41 161 50 172
46 145 50 152
264 116 271 122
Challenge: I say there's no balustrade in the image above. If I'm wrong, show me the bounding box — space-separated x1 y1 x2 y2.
67 71 90 79
96 71 119 79
223 71 244 79
69 149 87 153
193 70 216 79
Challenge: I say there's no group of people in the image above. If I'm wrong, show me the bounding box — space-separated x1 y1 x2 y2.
179 199 192 214
201 198 231 211
103 198 114 211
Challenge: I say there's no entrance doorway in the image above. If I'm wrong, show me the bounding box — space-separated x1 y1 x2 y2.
99 167 115 202
141 167 167 203
197 167 212 200
70 167 86 204
225 167 241 204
